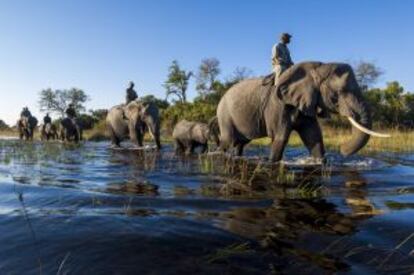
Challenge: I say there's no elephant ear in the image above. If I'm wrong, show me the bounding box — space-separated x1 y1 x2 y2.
276 66 319 117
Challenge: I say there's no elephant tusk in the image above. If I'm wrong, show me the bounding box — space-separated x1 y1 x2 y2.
347 117 391 138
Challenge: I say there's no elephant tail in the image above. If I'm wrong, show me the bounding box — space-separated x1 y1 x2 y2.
208 116 220 145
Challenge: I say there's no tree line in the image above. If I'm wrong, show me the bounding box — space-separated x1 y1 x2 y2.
1 59 412 132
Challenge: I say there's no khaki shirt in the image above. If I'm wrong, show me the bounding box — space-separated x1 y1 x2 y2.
272 43 293 67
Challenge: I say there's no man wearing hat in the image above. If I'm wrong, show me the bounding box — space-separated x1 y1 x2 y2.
20 107 31 119
125 81 138 104
65 103 77 119
43 113 52 124
271 33 294 85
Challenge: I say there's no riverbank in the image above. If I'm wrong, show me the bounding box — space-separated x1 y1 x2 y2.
3 125 414 153
252 127 414 153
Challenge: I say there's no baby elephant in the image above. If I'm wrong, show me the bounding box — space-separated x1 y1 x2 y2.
173 120 215 154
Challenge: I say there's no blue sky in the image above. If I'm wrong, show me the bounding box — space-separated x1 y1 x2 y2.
0 0 413 124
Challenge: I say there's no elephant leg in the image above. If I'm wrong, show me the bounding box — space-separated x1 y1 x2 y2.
235 142 246 157
147 122 161 150
136 130 144 147
175 139 185 154
190 142 196 154
201 143 208 154
269 129 292 162
155 135 161 150
219 129 233 153
184 142 193 155
75 127 81 143
296 118 325 159
108 125 121 147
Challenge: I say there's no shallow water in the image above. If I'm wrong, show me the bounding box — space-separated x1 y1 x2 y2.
0 140 414 274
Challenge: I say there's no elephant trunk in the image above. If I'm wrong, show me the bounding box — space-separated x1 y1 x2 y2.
129 120 139 145
339 95 371 156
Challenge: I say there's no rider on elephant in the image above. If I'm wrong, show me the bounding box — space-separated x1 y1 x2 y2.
20 107 32 119
272 33 294 85
43 113 52 124
126 81 138 104
65 104 77 119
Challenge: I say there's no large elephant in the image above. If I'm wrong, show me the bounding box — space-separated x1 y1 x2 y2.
106 100 161 149
41 123 58 141
17 116 38 140
217 62 389 162
59 118 82 143
172 119 219 154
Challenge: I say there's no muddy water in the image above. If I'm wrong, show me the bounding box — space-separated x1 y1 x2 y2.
0 140 414 274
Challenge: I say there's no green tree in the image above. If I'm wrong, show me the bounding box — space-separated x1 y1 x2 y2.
39 88 89 117
161 101 217 134
140 95 170 109
164 60 192 103
196 58 221 97
193 67 252 106
89 109 108 121
404 93 414 122
383 81 405 125
0 119 9 130
364 81 412 127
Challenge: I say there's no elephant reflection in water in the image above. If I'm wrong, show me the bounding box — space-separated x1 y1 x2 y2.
109 149 159 173
216 171 380 272
220 199 354 271
342 171 383 217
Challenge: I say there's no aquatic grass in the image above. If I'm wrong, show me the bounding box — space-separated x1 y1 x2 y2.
173 185 194 196
379 232 414 268
197 154 329 199
123 197 134 216
321 229 414 273
275 162 296 184
56 252 71 275
385 200 414 210
13 185 43 274
91 195 103 207
0 140 84 165
204 242 254 264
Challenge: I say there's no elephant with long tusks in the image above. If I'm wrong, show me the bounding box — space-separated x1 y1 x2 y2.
106 100 161 149
216 61 390 162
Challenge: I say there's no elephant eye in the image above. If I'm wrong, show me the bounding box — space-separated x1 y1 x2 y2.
328 93 339 107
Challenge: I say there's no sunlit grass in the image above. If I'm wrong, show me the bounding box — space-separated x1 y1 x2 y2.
5 123 414 153
83 120 108 141
252 126 414 153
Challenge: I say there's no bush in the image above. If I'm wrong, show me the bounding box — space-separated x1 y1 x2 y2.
0 120 10 130
161 102 216 134
84 119 109 141
364 81 414 128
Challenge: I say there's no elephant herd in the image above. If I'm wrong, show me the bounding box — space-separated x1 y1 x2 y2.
107 62 390 161
17 115 83 142
106 100 220 154
18 62 391 162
